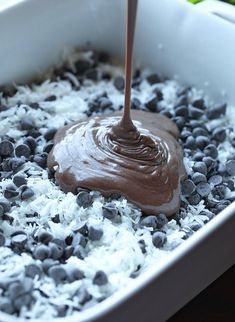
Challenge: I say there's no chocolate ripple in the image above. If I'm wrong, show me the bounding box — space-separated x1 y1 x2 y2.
48 111 186 216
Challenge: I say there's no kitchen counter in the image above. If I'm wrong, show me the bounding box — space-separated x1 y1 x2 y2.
169 265 235 322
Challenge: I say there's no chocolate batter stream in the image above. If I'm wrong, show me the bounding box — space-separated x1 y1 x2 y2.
48 0 186 216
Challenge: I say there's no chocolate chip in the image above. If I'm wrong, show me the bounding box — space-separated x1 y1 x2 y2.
38 229 53 244
56 305 68 317
102 72 111 80
141 216 158 230
43 142 54 154
42 258 58 273
99 97 112 110
8 282 21 300
192 127 209 137
181 179 196 196
131 97 142 110
29 102 40 110
203 156 217 172
0 205 4 217
11 234 28 247
71 221 88 236
184 136 196 150
52 214 60 223
193 162 207 176
204 144 218 159
0 233 6 246
73 245 86 259
227 153 235 161
184 223 197 237
64 246 74 259
33 244 51 260
0 299 14 314
196 182 211 197
212 185 227 200
52 238 65 248
20 186 34 200
76 286 92 305
45 95 57 102
145 96 158 112
75 60 91 75
192 98 205 110
25 264 42 278
189 107 204 119
93 270 108 286
15 144 31 158
193 152 205 161
216 201 230 213
189 222 202 231
146 73 161 85
76 190 93 208
154 88 164 101
88 226 103 241
204 212 215 222
187 193 201 205
24 136 37 153
206 103 226 120
34 153 48 168
114 76 125 91
224 179 234 191
48 265 66 284
27 129 41 138
20 118 35 131
175 95 188 108
192 172 207 184
85 69 98 81
175 106 189 118
152 231 167 248
212 128 226 143
67 267 84 282
0 140 14 157
72 233 86 248
208 175 223 186
98 51 110 63
4 184 18 199
226 160 235 176
9 279 33 301
138 239 147 254
13 175 27 187
0 198 11 213
189 120 206 129
13 294 33 310
231 137 235 148
65 235 73 246
8 157 25 171
160 110 173 118
195 136 209 150
174 116 185 130
102 203 118 220
49 242 64 260
157 214 168 228
21 277 34 293
44 128 57 141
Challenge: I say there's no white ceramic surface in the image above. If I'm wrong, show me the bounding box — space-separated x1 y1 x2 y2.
197 0 235 24
0 1 235 321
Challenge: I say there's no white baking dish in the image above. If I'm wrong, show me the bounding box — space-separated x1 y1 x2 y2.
0 0 235 321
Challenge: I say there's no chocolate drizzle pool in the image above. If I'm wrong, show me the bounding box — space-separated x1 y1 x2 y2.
48 0 186 216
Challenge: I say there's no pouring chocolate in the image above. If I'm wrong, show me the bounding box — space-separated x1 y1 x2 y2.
48 0 186 215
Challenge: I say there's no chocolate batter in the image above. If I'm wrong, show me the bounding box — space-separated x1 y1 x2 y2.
48 0 186 216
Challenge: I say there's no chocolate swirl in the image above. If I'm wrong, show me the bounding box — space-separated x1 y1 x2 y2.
48 111 186 215
47 0 186 216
